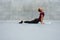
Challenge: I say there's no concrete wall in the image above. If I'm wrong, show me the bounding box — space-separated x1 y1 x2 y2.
0 0 60 20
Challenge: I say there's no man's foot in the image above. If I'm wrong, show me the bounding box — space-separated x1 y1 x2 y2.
41 22 44 24
19 21 23 24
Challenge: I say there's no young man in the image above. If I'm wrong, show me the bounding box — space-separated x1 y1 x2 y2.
38 8 45 24
19 8 45 24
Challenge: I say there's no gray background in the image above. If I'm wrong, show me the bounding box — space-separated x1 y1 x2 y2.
0 0 60 20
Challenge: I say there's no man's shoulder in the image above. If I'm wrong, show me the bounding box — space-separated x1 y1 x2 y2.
40 12 44 13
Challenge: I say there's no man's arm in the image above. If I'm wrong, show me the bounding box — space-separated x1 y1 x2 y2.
40 15 44 24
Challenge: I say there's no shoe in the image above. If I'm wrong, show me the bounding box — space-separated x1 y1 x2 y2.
19 21 23 24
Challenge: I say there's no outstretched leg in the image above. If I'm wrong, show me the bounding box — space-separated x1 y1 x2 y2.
24 18 39 24
19 18 39 24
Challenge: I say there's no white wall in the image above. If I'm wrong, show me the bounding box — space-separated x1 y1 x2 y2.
0 0 60 20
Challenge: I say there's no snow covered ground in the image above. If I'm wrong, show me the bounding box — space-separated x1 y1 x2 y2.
0 20 60 40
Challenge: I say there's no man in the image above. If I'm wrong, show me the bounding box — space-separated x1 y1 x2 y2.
38 8 45 24
19 8 45 24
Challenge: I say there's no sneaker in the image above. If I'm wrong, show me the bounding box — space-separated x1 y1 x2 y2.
19 21 23 24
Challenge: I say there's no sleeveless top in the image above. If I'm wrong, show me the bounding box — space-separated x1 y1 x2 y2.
38 12 45 21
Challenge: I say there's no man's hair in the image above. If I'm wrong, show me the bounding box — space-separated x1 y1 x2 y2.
38 8 41 12
38 8 43 12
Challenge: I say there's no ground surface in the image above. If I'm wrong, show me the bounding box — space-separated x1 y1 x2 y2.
0 20 60 40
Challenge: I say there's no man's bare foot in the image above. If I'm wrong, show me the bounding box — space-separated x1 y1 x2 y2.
41 22 44 24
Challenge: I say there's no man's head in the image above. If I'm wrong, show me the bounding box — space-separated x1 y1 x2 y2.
38 8 43 12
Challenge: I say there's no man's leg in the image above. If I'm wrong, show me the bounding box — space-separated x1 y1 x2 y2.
24 18 39 24
19 18 39 24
